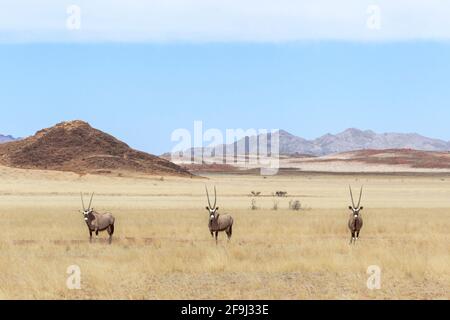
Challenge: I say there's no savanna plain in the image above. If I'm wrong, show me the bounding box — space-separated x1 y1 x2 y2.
0 165 448 299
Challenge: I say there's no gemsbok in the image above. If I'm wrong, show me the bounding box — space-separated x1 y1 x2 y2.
205 186 234 244
80 192 115 244
348 186 364 244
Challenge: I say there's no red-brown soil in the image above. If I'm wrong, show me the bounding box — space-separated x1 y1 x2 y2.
314 149 450 169
179 162 239 173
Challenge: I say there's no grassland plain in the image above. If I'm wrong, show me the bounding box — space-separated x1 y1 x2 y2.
0 165 448 299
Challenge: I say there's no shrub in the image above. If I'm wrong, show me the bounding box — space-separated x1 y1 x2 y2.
289 200 301 211
251 199 259 210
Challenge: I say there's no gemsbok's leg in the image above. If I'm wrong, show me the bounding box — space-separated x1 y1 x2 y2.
226 226 232 241
107 225 114 244
89 231 93 243
215 231 218 245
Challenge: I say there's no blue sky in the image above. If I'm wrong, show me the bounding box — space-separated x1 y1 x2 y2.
1 1 450 154
1 42 450 154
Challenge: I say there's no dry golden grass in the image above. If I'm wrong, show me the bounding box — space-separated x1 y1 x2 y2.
0 165 448 300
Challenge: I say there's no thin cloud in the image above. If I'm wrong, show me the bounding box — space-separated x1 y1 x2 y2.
1 0 450 43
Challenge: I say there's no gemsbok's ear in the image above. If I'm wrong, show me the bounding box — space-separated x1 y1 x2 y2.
216 207 219 211
360 206 364 210
348 206 353 210
205 206 210 211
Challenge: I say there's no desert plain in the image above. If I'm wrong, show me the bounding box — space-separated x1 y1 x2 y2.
0 165 448 300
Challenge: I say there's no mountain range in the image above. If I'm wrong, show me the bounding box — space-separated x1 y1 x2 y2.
276 129 450 156
3 127 450 160
0 134 18 144
171 128 450 157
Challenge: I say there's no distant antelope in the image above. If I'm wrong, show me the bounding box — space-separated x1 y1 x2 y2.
205 186 234 244
80 192 115 244
348 186 364 244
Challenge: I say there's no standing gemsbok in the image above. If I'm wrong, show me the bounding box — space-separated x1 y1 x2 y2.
205 186 234 244
348 186 364 244
80 192 115 244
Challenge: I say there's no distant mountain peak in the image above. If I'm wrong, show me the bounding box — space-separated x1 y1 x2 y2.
0 134 18 144
343 128 362 133
277 129 294 135
338 128 375 136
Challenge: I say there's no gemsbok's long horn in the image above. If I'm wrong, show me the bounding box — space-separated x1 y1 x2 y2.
213 186 217 208
349 186 356 208
205 186 212 208
81 192 86 211
356 186 363 208
88 192 94 210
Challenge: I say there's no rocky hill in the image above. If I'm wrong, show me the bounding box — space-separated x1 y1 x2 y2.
0 120 191 177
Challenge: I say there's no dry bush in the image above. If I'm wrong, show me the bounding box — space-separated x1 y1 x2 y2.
272 199 279 211
289 200 302 211
250 199 258 210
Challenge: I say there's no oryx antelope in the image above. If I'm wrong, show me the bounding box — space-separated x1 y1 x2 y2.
205 186 234 244
348 186 364 244
80 192 115 244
